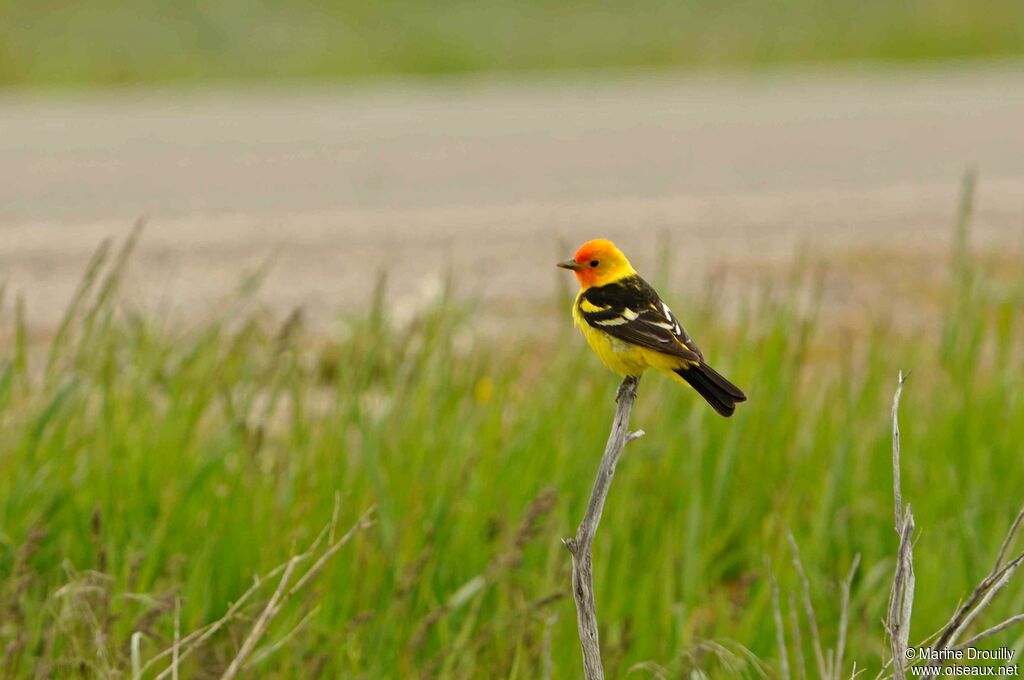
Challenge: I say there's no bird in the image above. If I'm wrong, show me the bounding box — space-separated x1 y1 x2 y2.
557 238 746 417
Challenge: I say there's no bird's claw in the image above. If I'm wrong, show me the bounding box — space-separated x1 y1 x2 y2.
615 375 640 403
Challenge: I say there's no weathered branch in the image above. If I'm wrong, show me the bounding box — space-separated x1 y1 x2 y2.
835 553 861 680
891 370 906 536
219 507 376 680
788 533 828 680
221 555 304 680
887 370 915 680
141 506 374 680
790 592 807 680
920 506 1024 677
769 566 791 680
564 375 645 680
956 613 1024 650
887 507 915 680
874 370 1024 680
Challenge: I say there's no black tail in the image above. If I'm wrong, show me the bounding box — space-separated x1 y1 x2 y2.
675 362 747 417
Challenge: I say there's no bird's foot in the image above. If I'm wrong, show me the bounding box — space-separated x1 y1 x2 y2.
615 375 640 403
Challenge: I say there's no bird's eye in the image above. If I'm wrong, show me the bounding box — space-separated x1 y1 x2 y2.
589 260 599 268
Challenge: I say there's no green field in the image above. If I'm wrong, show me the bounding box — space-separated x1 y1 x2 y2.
3 0 1024 86
2 193 1023 678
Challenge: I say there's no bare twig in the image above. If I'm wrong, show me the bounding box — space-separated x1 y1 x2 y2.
284 508 376 599
143 562 290 678
790 591 806 680
247 604 322 668
787 533 828 680
328 490 342 545
887 507 915 680
172 597 181 680
221 555 304 680
542 613 558 680
891 370 906 535
564 375 645 680
770 567 791 680
956 613 1024 650
143 502 343 678
131 632 143 680
918 547 1024 679
995 507 1024 570
879 366 1024 679
220 508 376 680
925 506 1024 664
930 550 1024 654
836 554 861 680
145 506 374 680
886 371 916 680
767 550 864 680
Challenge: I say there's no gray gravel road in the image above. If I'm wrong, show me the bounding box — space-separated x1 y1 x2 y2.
2 64 1024 333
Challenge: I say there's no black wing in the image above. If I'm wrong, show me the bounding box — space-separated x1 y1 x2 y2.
579 275 703 362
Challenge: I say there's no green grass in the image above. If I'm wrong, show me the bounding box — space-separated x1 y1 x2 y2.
2 0 1024 86
2 201 1023 678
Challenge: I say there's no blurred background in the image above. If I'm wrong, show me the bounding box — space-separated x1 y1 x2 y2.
2 0 1024 334
2 2 1024 679
3 0 1024 84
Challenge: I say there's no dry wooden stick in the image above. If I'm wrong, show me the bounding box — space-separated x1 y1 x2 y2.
144 506 374 680
887 371 915 680
790 591 807 680
920 510 1024 678
877 370 1024 680
887 508 915 680
142 506 343 679
172 597 181 680
956 613 1024 650
891 370 906 536
247 604 322 668
788 533 828 680
219 508 376 680
770 566 791 680
835 553 861 680
221 556 304 680
564 375 645 680
143 562 290 678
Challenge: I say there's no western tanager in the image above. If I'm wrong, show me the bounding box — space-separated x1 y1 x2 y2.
558 238 746 417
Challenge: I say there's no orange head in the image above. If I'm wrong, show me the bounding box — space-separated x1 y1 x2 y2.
556 238 636 288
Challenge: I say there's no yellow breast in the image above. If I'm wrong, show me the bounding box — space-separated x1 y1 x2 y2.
572 293 651 376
